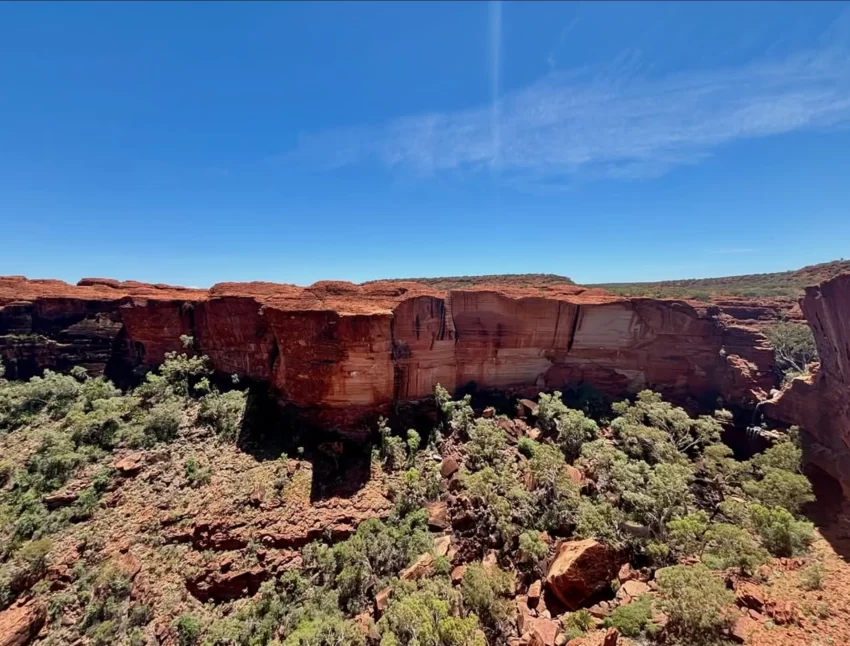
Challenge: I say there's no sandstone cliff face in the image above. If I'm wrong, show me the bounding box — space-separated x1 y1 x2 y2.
1 275 777 431
766 274 850 490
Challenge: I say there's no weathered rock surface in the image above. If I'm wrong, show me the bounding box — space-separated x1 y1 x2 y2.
766 273 850 491
1 275 778 433
0 600 46 646
545 538 624 610
186 565 268 602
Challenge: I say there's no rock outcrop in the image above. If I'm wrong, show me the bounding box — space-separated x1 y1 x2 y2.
1 275 778 433
766 273 850 491
545 538 624 610
0 600 46 646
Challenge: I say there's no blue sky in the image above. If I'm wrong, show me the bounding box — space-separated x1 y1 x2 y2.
1 1 849 287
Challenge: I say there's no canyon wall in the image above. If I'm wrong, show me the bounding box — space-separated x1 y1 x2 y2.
1 275 777 433
766 273 850 491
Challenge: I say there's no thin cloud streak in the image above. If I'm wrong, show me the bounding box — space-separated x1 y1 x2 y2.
286 39 850 189
489 0 502 171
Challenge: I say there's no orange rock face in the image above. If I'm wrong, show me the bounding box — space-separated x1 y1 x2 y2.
767 273 850 491
545 538 624 610
1 275 778 432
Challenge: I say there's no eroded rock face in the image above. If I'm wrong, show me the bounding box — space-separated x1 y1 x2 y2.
1 275 778 432
766 274 850 491
545 538 624 610
0 600 47 646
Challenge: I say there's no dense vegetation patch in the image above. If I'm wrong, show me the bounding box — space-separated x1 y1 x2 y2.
596 259 850 300
0 350 823 646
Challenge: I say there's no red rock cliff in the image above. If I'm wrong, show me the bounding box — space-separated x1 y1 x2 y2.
766 273 850 490
1 275 777 431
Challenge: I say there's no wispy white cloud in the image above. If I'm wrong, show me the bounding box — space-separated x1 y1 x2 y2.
285 35 850 190
489 0 502 171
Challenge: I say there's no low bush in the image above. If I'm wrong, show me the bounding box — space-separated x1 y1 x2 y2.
666 511 709 558
799 561 826 591
517 530 548 568
533 392 599 459
517 437 539 458
749 504 815 557
604 595 656 637
461 563 514 634
378 579 484 646
435 384 475 436
701 523 769 575
184 456 212 487
198 390 246 442
527 443 581 533
302 512 431 613
461 466 534 544
143 401 182 443
466 419 507 471
174 612 202 646
574 499 625 549
743 467 814 514
562 609 594 640
378 418 408 472
656 564 734 645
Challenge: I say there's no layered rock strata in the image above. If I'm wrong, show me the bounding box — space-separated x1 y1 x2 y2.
1 275 776 432
766 274 850 491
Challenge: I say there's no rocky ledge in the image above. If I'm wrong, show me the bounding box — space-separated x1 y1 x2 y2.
0 275 779 433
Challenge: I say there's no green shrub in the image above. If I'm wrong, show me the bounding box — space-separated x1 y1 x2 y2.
174 612 202 646
379 418 408 472
128 603 153 627
0 537 52 608
406 429 421 465
143 401 182 443
533 392 599 460
527 444 581 533
461 563 514 632
25 431 85 493
88 620 120 646
435 384 474 436
657 564 734 644
73 487 101 520
743 467 814 514
799 561 826 591
701 523 769 575
198 390 246 442
751 440 803 474
392 468 426 518
0 370 82 430
184 457 212 487
620 462 695 538
765 322 817 379
749 504 815 557
378 580 484 646
517 437 539 458
203 574 321 646
461 466 533 544
611 390 722 460
302 512 431 613
667 511 709 558
466 419 507 471
562 609 594 640
604 595 656 637
701 443 746 492
574 499 625 549
282 612 366 646
80 563 133 632
0 460 11 487
159 350 210 397
517 530 548 567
